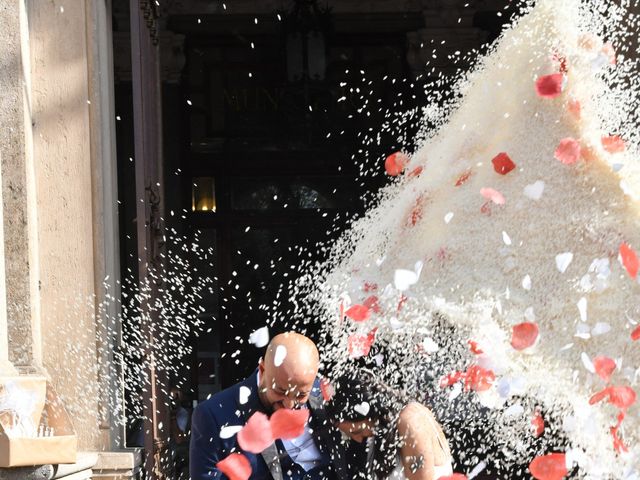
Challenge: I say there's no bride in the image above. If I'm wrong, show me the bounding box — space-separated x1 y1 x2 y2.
325 370 453 480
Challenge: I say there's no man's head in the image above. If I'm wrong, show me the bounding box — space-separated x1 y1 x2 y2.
258 332 319 412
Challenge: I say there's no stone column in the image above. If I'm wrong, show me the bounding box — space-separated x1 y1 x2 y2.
0 0 42 369
0 152 17 376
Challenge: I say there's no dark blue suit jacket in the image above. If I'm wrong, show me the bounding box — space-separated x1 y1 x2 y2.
189 370 358 480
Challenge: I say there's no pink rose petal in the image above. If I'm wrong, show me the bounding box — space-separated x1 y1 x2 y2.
602 135 625 154
345 304 371 322
217 453 252 480
554 137 581 165
270 408 310 439
511 322 539 351
529 453 568 480
237 412 273 453
480 187 505 205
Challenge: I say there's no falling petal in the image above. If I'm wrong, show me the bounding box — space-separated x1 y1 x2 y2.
491 152 516 175
345 304 371 322
567 99 581 119
535 73 564 98
384 151 410 176
529 453 568 480
394 269 419 291
581 352 595 373
455 169 473 186
217 453 252 480
601 135 625 154
593 356 616 382
480 187 505 205
522 275 532 290
619 243 639 278
237 412 273 453
531 410 545 437
320 378 334 402
353 401 370 416
523 180 545 200
273 345 287 367
554 138 581 165
270 408 309 439
631 325 640 341
511 322 539 351
577 297 587 322
220 425 243 439
248 326 270 348
502 231 513 246
363 295 381 314
239 386 251 405
555 252 573 273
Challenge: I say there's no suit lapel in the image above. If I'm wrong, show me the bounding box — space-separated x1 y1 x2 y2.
308 394 348 480
260 442 284 480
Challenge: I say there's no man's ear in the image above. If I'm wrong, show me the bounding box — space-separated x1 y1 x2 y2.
258 357 265 375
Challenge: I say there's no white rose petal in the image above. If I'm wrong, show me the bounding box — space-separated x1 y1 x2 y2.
220 425 243 439
249 326 270 348
523 180 545 200
444 212 454 224
522 275 532 290
274 345 287 367
556 252 574 273
239 386 251 404
353 402 370 416
502 231 512 246
581 352 595 373
577 297 587 323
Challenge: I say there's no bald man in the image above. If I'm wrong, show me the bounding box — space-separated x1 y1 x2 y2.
190 332 360 480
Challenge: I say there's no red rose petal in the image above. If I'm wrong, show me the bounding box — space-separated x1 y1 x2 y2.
589 386 637 409
464 365 495 392
270 408 310 439
480 187 505 205
363 282 378 292
237 412 273 453
552 53 568 74
348 329 377 358
438 474 467 480
511 322 539 351
529 453 568 480
440 371 464 388
384 151 409 176
602 135 625 154
608 386 637 409
531 410 545 438
468 340 484 355
535 73 564 99
631 325 640 341
619 242 639 279
345 304 371 322
554 138 581 165
217 453 252 480
320 378 334 402
611 424 628 453
611 411 628 453
491 152 516 175
593 356 616 382
363 295 381 314
455 169 473 186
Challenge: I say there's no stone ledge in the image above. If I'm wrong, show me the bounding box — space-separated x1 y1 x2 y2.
93 449 143 471
0 452 97 480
